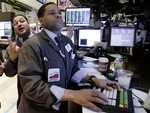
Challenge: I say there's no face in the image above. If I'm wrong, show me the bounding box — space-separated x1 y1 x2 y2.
39 4 64 34
13 16 30 37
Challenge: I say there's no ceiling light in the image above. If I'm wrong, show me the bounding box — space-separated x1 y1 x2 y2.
119 0 129 4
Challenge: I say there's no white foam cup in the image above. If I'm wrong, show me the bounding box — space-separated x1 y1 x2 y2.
99 57 109 75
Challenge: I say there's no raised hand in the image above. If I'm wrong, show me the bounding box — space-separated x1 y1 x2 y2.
66 26 74 39
8 38 20 62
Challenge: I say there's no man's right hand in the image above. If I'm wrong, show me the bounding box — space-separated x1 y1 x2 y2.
63 89 109 112
8 38 20 62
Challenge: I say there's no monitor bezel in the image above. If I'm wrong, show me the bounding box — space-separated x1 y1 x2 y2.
65 7 91 27
110 26 136 47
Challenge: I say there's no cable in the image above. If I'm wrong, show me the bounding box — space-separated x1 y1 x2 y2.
132 91 144 103
130 87 149 93
130 87 149 104
132 98 145 108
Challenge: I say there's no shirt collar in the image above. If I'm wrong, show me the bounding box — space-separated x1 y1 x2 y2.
44 28 61 43
19 31 34 43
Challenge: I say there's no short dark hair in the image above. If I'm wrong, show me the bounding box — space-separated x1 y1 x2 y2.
37 2 56 18
13 14 29 23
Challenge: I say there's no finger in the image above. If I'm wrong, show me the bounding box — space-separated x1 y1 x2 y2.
91 90 109 103
16 46 20 52
11 42 17 50
86 102 102 112
103 85 113 90
111 82 121 90
8 40 17 50
8 38 13 46
93 97 108 105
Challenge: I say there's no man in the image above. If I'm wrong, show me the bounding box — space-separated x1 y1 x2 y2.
17 2 121 113
3 14 34 107
0 13 74 107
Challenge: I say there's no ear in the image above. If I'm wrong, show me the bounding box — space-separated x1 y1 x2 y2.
39 17 44 25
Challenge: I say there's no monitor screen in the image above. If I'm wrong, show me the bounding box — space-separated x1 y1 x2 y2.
61 30 74 44
110 27 135 47
0 21 12 38
78 29 102 48
65 7 91 26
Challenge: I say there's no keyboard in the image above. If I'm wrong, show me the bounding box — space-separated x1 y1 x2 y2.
95 88 134 113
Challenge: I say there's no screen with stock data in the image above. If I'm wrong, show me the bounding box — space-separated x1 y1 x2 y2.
65 8 91 26
110 27 135 47
78 29 102 48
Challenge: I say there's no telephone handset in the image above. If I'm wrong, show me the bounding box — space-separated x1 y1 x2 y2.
143 90 150 110
87 45 103 58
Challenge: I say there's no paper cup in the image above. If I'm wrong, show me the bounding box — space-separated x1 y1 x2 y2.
99 57 109 75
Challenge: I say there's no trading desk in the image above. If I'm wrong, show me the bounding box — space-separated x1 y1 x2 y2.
79 56 148 113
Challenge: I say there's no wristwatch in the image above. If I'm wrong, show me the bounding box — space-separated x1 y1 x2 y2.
89 75 96 83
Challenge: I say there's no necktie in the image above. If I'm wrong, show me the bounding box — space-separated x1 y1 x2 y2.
23 36 29 42
54 36 65 57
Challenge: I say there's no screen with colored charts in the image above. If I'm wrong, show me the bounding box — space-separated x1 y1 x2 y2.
110 27 135 47
65 7 91 26
78 29 102 48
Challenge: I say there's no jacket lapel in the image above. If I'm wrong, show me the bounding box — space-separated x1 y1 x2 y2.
61 36 71 79
39 30 60 53
39 30 71 78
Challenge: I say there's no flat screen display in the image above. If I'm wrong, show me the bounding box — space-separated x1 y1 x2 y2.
78 29 102 48
65 8 91 26
61 30 74 44
110 27 135 47
0 21 12 38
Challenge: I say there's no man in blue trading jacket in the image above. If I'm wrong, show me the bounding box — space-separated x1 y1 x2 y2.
17 2 121 113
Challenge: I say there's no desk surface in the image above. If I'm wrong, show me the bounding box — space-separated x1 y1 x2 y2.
80 56 148 113
0 39 9 45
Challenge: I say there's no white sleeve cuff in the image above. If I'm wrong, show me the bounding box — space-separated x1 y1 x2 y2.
71 70 88 83
50 85 65 110
52 102 61 111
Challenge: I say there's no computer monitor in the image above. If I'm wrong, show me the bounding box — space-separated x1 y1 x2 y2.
78 29 102 48
110 27 135 47
65 7 91 26
0 21 12 39
61 29 75 44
